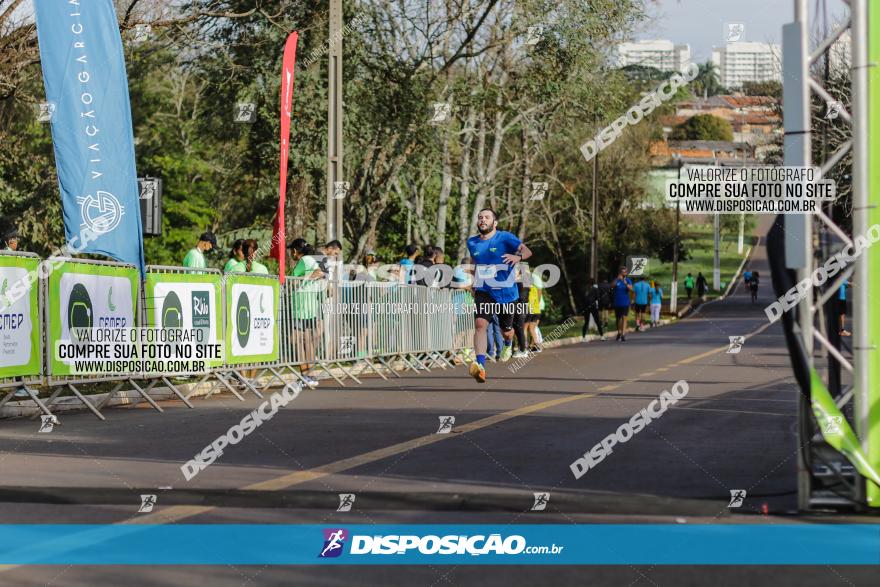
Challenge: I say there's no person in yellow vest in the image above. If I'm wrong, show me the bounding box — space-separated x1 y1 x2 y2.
526 271 544 352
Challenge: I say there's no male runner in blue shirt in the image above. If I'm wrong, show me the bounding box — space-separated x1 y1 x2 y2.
466 208 533 383
611 266 633 342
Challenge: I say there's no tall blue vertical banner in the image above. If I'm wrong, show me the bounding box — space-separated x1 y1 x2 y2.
34 0 145 275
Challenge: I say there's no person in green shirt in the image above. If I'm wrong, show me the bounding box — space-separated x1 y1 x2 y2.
223 239 246 273
182 231 216 269
288 238 324 388
684 272 695 299
243 238 269 274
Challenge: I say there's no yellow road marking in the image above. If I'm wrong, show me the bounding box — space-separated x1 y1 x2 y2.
5 317 782 539
127 391 601 524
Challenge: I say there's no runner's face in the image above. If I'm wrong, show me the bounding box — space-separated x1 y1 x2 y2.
477 212 496 235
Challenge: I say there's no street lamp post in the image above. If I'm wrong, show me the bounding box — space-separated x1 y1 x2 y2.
326 0 344 246
670 157 682 314
590 153 598 283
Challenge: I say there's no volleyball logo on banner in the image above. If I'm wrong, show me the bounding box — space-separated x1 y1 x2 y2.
226 276 278 364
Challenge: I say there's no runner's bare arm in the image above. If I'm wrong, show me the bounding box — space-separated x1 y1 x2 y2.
503 243 532 265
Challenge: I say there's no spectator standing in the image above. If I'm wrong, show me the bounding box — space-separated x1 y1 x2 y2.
684 273 695 299
649 280 663 328
525 271 544 351
399 244 420 284
224 239 246 272
319 240 343 281
288 238 324 388
582 277 605 341
243 239 269 274
183 232 216 269
2 228 20 251
632 277 650 331
839 280 851 337
696 272 707 299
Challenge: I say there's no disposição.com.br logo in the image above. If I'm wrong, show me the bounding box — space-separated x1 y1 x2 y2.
317 528 563 558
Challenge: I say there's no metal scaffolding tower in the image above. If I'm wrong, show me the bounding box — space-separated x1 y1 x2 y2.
781 0 880 510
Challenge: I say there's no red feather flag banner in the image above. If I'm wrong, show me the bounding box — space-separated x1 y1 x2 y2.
271 31 299 283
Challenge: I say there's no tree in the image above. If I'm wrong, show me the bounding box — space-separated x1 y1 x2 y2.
741 80 782 99
669 114 733 141
692 60 723 98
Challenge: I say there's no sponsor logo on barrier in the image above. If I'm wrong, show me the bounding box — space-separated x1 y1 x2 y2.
68 283 93 330
236 291 251 347
162 291 183 328
531 492 550 511
337 493 355 512
191 291 210 328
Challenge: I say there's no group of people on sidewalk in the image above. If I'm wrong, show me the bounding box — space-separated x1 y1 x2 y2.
582 267 664 343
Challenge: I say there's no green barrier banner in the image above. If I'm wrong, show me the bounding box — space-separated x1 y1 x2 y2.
144 273 223 368
0 256 41 378
810 369 880 488
48 262 138 376
225 274 279 365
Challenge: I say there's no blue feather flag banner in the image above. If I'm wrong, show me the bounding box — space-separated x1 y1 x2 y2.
35 0 145 275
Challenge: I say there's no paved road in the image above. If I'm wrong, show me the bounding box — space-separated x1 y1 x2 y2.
1 230 878 585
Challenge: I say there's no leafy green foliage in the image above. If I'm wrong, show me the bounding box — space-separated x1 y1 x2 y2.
670 114 734 141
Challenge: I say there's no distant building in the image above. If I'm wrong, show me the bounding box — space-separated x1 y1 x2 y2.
665 95 781 145
711 42 781 89
615 39 691 72
650 140 756 166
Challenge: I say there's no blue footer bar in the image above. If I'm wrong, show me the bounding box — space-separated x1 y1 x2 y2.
1 524 879 565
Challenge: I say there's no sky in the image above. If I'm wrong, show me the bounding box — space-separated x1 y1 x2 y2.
635 0 847 62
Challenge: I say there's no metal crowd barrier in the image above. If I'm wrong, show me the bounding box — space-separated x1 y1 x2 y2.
0 251 49 415
42 257 164 420
0 258 477 422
